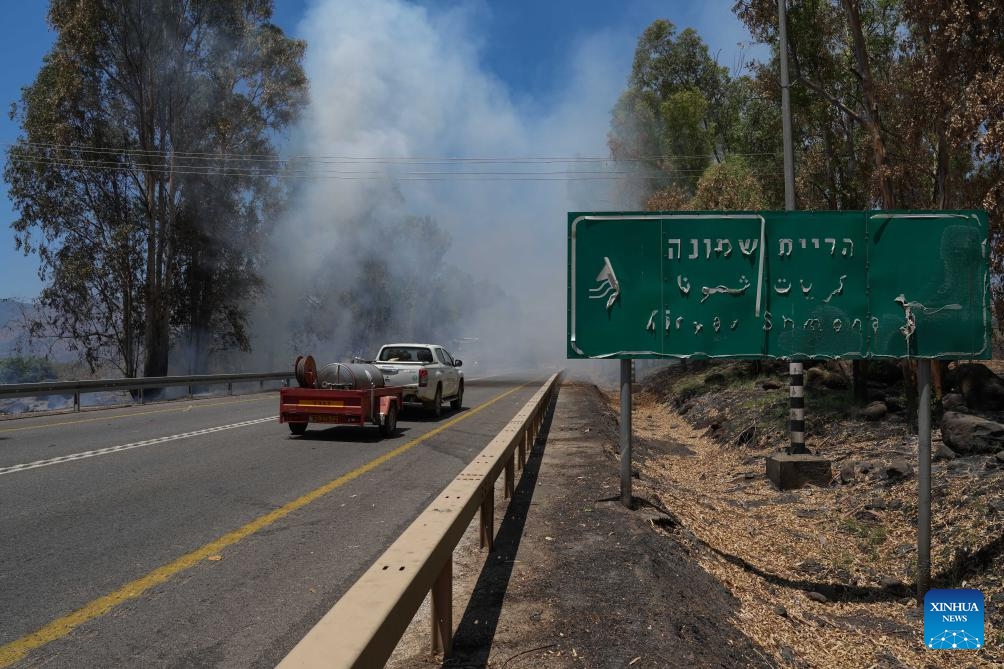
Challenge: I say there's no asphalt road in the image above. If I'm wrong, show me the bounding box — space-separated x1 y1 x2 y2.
0 373 543 668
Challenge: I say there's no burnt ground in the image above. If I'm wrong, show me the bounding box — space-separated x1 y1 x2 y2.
388 361 1004 668
388 383 774 668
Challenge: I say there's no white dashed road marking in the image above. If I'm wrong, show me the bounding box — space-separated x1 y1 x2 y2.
0 416 277 476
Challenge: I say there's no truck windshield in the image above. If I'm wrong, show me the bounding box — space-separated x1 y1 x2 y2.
378 347 434 363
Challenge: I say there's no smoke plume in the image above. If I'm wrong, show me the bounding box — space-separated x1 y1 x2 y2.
252 0 634 374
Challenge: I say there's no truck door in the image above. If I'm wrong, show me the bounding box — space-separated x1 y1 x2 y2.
434 347 458 396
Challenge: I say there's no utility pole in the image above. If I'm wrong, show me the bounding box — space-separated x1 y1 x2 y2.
778 0 807 454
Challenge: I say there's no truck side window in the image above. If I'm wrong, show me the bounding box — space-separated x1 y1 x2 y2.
435 348 449 365
442 349 455 366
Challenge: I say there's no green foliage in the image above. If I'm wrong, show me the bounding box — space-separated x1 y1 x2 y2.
5 0 308 377
0 356 57 384
611 18 776 208
690 155 767 210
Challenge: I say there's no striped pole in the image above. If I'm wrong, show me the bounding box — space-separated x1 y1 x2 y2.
789 362 807 453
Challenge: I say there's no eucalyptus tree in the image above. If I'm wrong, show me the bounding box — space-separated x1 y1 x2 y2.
5 0 307 376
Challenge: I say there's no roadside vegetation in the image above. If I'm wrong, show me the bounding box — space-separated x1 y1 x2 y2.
608 357 1004 666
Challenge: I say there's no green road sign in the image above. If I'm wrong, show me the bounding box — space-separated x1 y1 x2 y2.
567 210 989 360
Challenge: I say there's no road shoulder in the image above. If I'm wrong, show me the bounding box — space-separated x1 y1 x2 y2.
390 382 772 668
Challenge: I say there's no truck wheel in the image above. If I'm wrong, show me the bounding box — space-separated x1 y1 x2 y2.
428 385 443 418
380 403 398 437
288 422 307 436
450 382 464 410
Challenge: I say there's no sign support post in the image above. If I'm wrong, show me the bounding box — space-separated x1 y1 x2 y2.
620 359 633 507
917 359 932 603
778 0 809 455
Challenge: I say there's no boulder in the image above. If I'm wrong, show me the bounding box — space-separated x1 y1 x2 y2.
887 458 913 479
956 363 1004 411
942 393 967 412
805 367 827 388
839 463 856 484
761 379 783 390
941 411 1004 455
861 401 888 421
933 443 958 461
822 371 849 390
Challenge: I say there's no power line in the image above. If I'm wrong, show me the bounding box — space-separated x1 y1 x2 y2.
5 153 786 182
4 141 783 164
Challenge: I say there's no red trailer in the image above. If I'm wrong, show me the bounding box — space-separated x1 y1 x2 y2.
279 356 403 437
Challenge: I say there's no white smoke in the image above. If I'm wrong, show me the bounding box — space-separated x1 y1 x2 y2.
252 0 636 374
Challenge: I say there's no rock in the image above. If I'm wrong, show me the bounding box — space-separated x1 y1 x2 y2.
941 411 1004 454
887 498 903 510
986 499 1004 514
996 450 1004 463
840 463 856 484
806 591 829 603
942 393 967 412
956 363 1004 411
773 604 789 618
934 443 958 461
762 379 783 390
887 458 913 479
858 461 874 474
879 575 904 590
798 559 826 575
805 366 826 388
854 509 882 523
822 371 849 390
861 401 888 421
779 645 796 664
865 498 887 510
893 544 914 557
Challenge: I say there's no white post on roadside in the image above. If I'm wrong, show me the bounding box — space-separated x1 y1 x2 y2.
620 359 632 507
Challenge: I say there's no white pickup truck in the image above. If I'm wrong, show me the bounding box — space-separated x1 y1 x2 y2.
371 343 464 417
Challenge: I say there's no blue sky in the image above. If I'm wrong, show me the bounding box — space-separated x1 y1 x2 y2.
0 1 766 302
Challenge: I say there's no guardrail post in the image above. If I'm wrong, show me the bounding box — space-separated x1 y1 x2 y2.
479 486 495 551
140 388 145 405
73 392 80 413
188 384 193 399
518 431 527 470
504 455 515 499
430 558 453 656
228 382 233 396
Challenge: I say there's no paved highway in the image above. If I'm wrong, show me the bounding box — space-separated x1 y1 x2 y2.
0 374 543 668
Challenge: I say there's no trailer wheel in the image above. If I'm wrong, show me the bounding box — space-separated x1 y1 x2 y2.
450 381 464 410
288 422 307 436
380 403 398 437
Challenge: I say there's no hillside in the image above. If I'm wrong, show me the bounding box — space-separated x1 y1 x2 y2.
617 359 1004 666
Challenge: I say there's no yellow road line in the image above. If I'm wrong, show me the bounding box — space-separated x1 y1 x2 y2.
0 395 274 434
0 383 526 667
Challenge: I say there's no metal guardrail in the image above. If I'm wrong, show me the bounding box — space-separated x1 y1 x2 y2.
278 371 562 668
0 372 290 412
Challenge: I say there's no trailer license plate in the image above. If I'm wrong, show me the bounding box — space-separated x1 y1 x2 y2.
300 400 343 407
310 414 342 423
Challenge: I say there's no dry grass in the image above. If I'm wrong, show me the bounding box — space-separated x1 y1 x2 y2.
609 387 1004 668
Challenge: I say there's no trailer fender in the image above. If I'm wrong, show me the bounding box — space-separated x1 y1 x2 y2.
378 395 397 421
